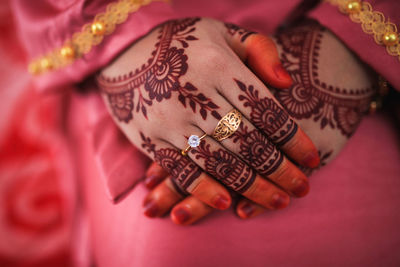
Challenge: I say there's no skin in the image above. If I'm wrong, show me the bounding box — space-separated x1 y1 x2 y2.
141 19 377 225
96 18 322 220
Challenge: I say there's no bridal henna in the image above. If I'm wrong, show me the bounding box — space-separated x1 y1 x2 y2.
274 21 374 138
97 18 220 122
236 79 298 146
141 132 200 193
191 141 256 194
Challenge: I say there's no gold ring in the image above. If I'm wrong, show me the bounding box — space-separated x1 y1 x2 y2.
181 133 207 156
212 109 242 141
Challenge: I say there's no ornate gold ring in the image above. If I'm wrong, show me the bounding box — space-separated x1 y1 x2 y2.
212 109 242 141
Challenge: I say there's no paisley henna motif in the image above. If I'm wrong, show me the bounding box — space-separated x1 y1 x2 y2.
232 124 283 176
192 141 256 193
236 79 298 146
97 18 220 122
274 21 374 137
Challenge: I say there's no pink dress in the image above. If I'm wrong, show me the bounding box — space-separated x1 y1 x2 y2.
1 0 399 266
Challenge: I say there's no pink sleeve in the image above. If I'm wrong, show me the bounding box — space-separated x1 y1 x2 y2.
308 0 400 90
12 0 180 91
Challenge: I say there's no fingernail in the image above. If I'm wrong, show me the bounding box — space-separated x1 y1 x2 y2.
301 151 320 168
173 208 191 224
144 175 159 189
273 64 291 80
240 202 255 218
143 200 159 218
271 193 289 210
292 179 310 197
213 195 230 210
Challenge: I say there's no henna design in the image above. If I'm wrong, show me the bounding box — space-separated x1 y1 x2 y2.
140 133 200 192
236 79 298 146
97 18 220 122
274 21 374 137
191 141 256 193
232 124 283 176
225 23 256 43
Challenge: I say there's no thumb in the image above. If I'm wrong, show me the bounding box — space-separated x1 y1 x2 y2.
224 23 292 89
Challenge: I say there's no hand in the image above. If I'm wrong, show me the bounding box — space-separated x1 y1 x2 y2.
142 19 377 224
96 18 320 223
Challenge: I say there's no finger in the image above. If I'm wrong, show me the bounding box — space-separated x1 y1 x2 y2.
186 134 291 210
194 95 309 197
223 23 292 89
143 177 184 218
217 75 320 168
186 172 231 210
236 198 266 219
171 195 214 225
144 162 170 189
216 118 310 197
150 139 232 210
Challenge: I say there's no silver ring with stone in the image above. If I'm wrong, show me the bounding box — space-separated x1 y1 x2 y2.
181 133 207 156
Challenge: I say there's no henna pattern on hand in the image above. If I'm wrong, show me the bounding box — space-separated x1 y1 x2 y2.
224 23 256 43
235 79 298 146
141 133 200 193
191 141 256 193
274 21 374 137
232 124 283 176
97 18 220 122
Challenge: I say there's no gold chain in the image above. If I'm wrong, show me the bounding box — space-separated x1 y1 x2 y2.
28 0 167 75
325 0 400 61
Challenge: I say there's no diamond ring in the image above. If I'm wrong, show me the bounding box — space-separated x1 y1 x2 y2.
181 133 207 156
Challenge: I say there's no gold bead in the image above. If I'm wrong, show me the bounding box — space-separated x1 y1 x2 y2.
382 31 398 46
60 45 75 59
40 57 52 70
28 62 40 75
346 1 361 14
91 21 105 36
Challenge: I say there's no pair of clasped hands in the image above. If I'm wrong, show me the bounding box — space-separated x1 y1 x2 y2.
97 18 374 225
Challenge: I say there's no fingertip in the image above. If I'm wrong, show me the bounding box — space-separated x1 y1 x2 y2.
246 34 292 89
271 192 290 210
292 178 310 198
171 207 191 225
212 194 231 210
301 150 320 169
237 202 255 219
272 64 293 88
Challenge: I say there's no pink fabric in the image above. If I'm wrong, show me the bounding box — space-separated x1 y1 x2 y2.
82 89 151 203
12 0 179 91
309 0 400 89
73 107 400 267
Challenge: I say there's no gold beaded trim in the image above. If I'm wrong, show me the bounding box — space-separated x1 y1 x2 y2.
28 0 167 75
325 0 400 61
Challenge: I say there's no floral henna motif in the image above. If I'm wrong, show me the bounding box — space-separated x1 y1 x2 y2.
191 142 256 193
97 18 220 122
225 23 256 43
140 133 201 193
274 21 374 137
235 79 298 146
232 124 283 176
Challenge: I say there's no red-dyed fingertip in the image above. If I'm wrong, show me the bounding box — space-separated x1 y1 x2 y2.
172 208 191 225
301 150 320 169
213 195 231 210
143 200 159 218
273 64 293 88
